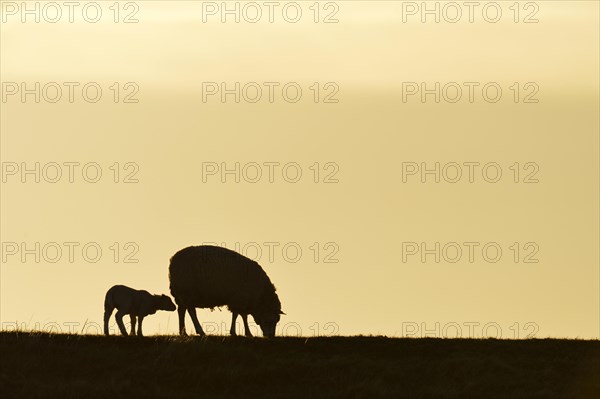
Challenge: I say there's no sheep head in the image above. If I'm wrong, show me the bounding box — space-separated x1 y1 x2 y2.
154 294 177 311
253 289 284 338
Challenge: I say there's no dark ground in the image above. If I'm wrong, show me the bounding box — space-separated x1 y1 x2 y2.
0 332 598 398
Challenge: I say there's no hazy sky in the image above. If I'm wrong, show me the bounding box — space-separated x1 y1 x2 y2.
1 1 598 339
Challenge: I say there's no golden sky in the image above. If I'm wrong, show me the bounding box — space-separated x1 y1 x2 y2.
1 1 598 338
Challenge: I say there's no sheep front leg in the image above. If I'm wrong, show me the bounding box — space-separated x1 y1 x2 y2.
137 316 144 336
115 310 128 336
242 314 253 337
177 306 187 336
187 308 206 336
230 312 238 336
130 315 137 335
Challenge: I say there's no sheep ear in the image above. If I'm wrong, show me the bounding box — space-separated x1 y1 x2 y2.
280 311 286 315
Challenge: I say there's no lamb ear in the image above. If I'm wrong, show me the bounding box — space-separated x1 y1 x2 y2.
280 311 286 315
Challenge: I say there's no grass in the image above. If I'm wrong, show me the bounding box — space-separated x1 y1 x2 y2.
0 332 598 398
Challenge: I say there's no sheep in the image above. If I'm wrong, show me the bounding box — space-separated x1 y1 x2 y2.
169 245 284 338
103 285 176 336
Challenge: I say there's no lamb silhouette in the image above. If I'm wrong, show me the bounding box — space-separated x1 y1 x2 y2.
103 285 176 336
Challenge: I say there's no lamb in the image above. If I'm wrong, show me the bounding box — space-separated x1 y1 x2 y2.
103 285 176 336
169 245 284 338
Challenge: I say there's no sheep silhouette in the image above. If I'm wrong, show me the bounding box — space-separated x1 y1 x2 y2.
169 245 284 338
103 285 176 336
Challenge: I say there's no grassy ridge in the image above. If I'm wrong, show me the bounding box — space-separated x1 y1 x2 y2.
0 332 598 398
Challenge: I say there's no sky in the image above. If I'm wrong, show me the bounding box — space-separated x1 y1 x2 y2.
1 1 598 339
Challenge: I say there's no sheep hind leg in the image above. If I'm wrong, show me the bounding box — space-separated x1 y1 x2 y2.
242 314 253 337
115 310 128 336
177 306 187 336
130 315 136 335
230 312 238 336
187 308 205 336
103 306 114 336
